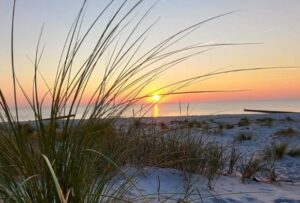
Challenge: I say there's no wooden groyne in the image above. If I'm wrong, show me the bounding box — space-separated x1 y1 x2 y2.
244 109 298 114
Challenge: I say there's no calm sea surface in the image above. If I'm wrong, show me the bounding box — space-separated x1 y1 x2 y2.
10 99 300 121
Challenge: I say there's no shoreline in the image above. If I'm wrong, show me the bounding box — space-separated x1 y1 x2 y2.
2 112 300 124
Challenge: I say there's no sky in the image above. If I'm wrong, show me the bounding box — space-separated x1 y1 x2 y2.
0 0 300 106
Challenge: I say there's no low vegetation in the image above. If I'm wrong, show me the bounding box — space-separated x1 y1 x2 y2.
262 156 278 182
238 117 250 127
218 122 235 130
1 0 299 202
287 147 300 158
234 132 253 142
239 155 263 183
227 145 241 175
1 0 258 201
263 142 289 160
275 128 298 137
255 117 273 127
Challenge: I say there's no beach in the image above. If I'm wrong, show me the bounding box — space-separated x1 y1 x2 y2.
112 113 300 202
1 1 299 201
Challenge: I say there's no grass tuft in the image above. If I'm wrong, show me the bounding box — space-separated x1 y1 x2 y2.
237 117 250 127
239 155 262 183
227 145 241 175
287 147 300 158
263 142 289 160
255 117 273 127
1 0 298 202
275 128 298 137
262 156 278 182
234 132 253 142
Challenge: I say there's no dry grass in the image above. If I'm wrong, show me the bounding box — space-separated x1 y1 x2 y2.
255 117 273 127
287 147 300 158
263 142 289 160
239 155 263 183
275 128 298 137
237 117 250 127
1 0 298 202
234 132 253 142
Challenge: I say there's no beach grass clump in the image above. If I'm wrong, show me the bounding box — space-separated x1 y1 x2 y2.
239 155 263 183
234 132 253 142
2 0 296 201
204 143 225 189
227 145 241 175
193 121 204 128
218 122 235 130
1 0 241 201
263 142 289 160
126 126 205 171
123 124 226 189
255 117 273 127
159 122 169 130
187 120 196 128
237 117 250 127
262 156 278 182
17 122 35 135
199 121 210 132
287 147 300 158
285 116 294 122
275 128 298 137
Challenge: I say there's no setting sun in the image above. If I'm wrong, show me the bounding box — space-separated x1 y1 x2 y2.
152 94 161 103
0 1 300 201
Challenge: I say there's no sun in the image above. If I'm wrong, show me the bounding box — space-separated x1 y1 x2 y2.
152 94 161 103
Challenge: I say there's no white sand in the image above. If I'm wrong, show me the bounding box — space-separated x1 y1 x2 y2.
115 113 300 202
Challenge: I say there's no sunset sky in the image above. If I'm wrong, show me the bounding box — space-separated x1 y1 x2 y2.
0 0 299 106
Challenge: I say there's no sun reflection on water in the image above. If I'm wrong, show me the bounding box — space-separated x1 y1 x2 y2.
152 104 159 117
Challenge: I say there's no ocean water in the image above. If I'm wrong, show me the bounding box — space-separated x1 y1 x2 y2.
6 99 299 121
148 99 300 117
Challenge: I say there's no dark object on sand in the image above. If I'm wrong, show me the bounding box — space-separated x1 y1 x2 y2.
244 109 298 114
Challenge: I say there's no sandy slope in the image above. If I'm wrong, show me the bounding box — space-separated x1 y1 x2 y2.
116 113 300 202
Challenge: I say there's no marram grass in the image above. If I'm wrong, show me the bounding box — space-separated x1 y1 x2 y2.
0 0 299 202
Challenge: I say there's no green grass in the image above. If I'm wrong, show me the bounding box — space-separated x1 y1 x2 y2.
227 145 241 175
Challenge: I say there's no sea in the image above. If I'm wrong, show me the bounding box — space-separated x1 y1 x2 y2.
6 99 299 121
